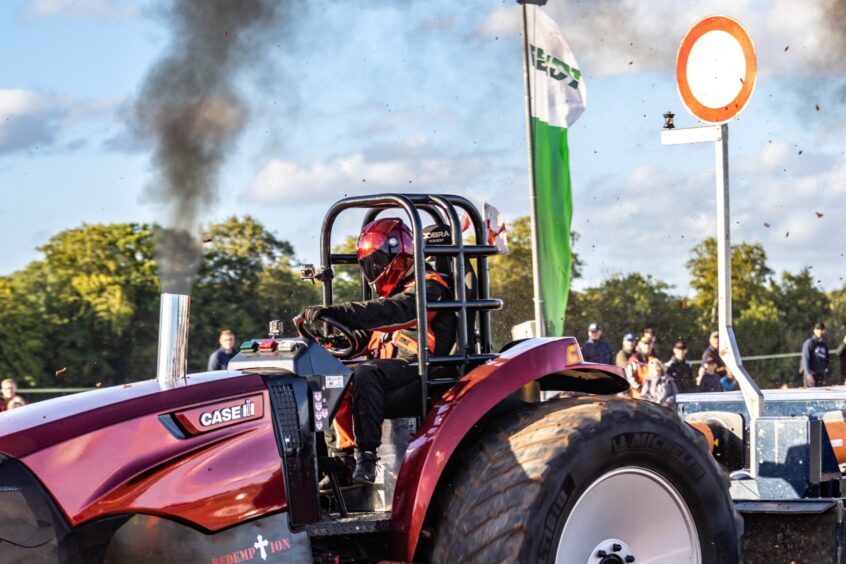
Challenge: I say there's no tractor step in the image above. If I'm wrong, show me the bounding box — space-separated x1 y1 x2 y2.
306 511 392 537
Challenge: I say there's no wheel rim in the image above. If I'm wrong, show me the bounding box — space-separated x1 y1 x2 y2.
555 466 701 564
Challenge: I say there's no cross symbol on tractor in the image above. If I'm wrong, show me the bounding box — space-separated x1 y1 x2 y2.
254 534 269 561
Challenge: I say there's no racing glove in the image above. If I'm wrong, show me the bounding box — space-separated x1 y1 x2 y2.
301 305 328 323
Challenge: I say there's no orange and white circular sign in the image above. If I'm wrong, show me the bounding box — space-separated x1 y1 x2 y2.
676 16 757 124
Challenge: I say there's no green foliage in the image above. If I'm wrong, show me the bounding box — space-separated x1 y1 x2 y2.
566 273 698 357
488 217 535 346
484 219 838 390
1 213 840 393
0 224 160 387
330 234 365 303
772 268 830 339
0 217 318 388
686 237 773 329
187 216 319 373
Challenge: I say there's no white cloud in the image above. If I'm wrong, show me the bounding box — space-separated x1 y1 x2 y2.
0 90 66 154
571 140 846 292
0 89 123 155
477 1 845 77
20 0 142 20
247 137 487 205
0 90 52 115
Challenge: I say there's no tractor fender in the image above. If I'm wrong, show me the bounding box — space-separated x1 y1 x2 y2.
390 337 628 561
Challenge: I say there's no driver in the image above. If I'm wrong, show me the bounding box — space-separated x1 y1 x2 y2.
300 217 456 484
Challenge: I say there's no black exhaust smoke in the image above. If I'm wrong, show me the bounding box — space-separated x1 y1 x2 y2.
133 0 282 294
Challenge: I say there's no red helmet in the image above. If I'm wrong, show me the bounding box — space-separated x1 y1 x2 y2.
357 218 414 297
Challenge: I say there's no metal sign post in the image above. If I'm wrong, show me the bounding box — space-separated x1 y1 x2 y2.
661 126 764 423
665 15 764 475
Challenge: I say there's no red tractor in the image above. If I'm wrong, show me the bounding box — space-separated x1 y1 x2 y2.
0 194 739 563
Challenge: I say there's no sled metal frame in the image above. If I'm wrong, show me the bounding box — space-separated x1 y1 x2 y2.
319 194 502 416
662 124 765 476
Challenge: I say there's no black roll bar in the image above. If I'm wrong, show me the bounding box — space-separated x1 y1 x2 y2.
319 193 501 415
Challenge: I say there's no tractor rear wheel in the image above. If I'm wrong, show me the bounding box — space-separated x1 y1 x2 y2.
430 396 741 563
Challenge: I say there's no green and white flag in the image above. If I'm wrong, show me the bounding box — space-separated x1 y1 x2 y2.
522 4 586 336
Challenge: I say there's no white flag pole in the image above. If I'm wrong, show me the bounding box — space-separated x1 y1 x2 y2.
520 2 546 337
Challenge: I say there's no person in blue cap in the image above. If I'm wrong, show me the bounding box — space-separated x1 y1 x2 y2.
615 333 636 369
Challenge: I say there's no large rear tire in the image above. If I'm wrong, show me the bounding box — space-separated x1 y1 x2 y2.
430 396 741 563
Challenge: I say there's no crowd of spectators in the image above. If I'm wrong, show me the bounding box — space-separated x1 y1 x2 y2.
581 321 846 409
5 324 846 412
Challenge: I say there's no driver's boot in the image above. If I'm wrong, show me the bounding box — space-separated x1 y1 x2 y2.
351 449 378 485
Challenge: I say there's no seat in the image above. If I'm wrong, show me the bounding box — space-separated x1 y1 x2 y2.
423 223 480 362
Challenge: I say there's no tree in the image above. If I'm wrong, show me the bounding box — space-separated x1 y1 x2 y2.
686 238 773 330
0 223 160 387
487 217 582 346
2 216 837 393
772 268 830 341
488 217 535 346
0 217 316 387
830 285 846 345
566 273 698 357
0 262 55 387
329 234 365 303
187 216 318 372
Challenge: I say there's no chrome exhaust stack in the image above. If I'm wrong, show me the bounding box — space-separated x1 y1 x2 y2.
156 293 190 390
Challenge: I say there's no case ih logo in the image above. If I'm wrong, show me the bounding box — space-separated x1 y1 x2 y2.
201 398 256 427
173 394 265 436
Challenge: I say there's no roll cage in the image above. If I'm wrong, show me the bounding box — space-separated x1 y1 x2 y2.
317 193 503 415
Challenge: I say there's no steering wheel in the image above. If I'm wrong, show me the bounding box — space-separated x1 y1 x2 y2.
294 314 359 358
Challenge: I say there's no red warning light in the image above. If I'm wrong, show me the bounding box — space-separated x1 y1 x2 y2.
258 339 278 352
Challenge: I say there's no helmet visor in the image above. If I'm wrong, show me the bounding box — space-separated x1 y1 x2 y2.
359 248 394 284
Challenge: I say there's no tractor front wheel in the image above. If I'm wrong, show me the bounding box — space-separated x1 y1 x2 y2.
430 396 740 563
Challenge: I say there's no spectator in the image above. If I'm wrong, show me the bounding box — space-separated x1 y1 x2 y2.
838 335 846 385
666 341 694 393
615 333 636 369
721 370 739 392
801 322 829 387
700 331 727 380
208 330 238 372
644 327 660 358
1 378 26 412
641 358 678 408
697 355 722 393
625 335 655 397
582 323 613 365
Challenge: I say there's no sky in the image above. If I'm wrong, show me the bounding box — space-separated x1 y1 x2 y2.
1 0 844 296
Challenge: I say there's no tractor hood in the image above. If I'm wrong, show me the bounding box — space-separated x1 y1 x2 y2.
0 370 265 459
0 340 351 534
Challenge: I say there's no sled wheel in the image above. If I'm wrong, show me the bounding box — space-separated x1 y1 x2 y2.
430 396 741 563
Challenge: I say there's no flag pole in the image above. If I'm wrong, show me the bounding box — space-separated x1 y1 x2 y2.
520 2 546 337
